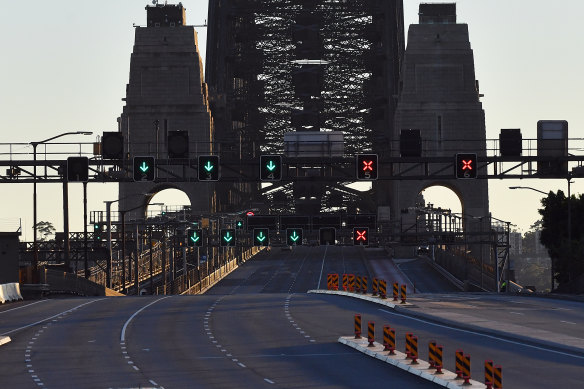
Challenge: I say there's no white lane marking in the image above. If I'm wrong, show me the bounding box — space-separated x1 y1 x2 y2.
1 299 101 336
238 362 246 368
316 245 328 290
264 378 275 384
0 300 46 314
120 297 171 342
378 309 584 360
509 312 524 315
561 320 577 325
132 365 140 371
150 380 158 386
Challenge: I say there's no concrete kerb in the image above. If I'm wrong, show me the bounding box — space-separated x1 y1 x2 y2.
339 336 485 389
309 289 584 358
308 289 412 309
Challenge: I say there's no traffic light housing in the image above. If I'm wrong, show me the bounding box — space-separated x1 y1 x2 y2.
133 156 156 181
253 228 270 246
101 132 124 159
198 155 220 181
67 156 89 182
167 131 189 158
260 155 282 181
356 154 378 180
286 228 303 246
220 229 236 247
353 227 369 246
187 229 203 247
455 153 478 179
319 227 336 245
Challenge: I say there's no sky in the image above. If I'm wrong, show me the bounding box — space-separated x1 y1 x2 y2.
1 0 583 240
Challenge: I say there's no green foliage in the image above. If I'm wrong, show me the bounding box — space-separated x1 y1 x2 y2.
34 221 56 241
539 190 584 292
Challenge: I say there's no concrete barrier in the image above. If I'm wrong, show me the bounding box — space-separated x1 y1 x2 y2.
0 283 24 303
0 336 11 347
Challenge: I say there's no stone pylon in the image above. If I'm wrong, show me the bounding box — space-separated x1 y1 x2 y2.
118 3 214 217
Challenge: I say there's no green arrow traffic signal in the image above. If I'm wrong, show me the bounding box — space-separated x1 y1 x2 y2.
133 156 155 181
220 229 236 247
286 228 303 246
198 155 220 181
266 160 276 172
253 228 270 246
187 229 203 247
260 155 282 181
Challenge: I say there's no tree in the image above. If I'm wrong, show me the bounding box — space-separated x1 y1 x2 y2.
34 221 56 241
539 191 584 293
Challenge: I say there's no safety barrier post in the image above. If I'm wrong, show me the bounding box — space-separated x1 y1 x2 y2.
400 284 407 304
485 360 494 389
332 273 339 290
462 354 471 385
435 345 444 374
361 276 367 294
356 275 362 293
327 274 332 290
367 321 375 347
372 278 378 296
410 335 419 364
343 274 348 291
405 333 413 359
393 282 399 301
379 279 387 299
383 325 396 354
348 274 355 292
428 340 437 369
494 365 502 389
354 314 362 339
455 349 464 379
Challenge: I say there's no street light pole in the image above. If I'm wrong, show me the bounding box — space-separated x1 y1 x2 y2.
30 131 92 277
509 185 553 291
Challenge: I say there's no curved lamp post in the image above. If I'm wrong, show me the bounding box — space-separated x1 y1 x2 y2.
31 131 92 275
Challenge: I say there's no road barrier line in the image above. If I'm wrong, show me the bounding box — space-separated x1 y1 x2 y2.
393 282 399 301
1 299 101 336
342 274 348 291
400 284 407 304
356 275 361 293
348 274 355 293
121 296 171 342
372 278 378 296
361 276 368 294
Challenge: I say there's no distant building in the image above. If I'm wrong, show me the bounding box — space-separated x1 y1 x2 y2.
509 232 522 256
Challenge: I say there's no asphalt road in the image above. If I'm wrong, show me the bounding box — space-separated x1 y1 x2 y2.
1 246 582 388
